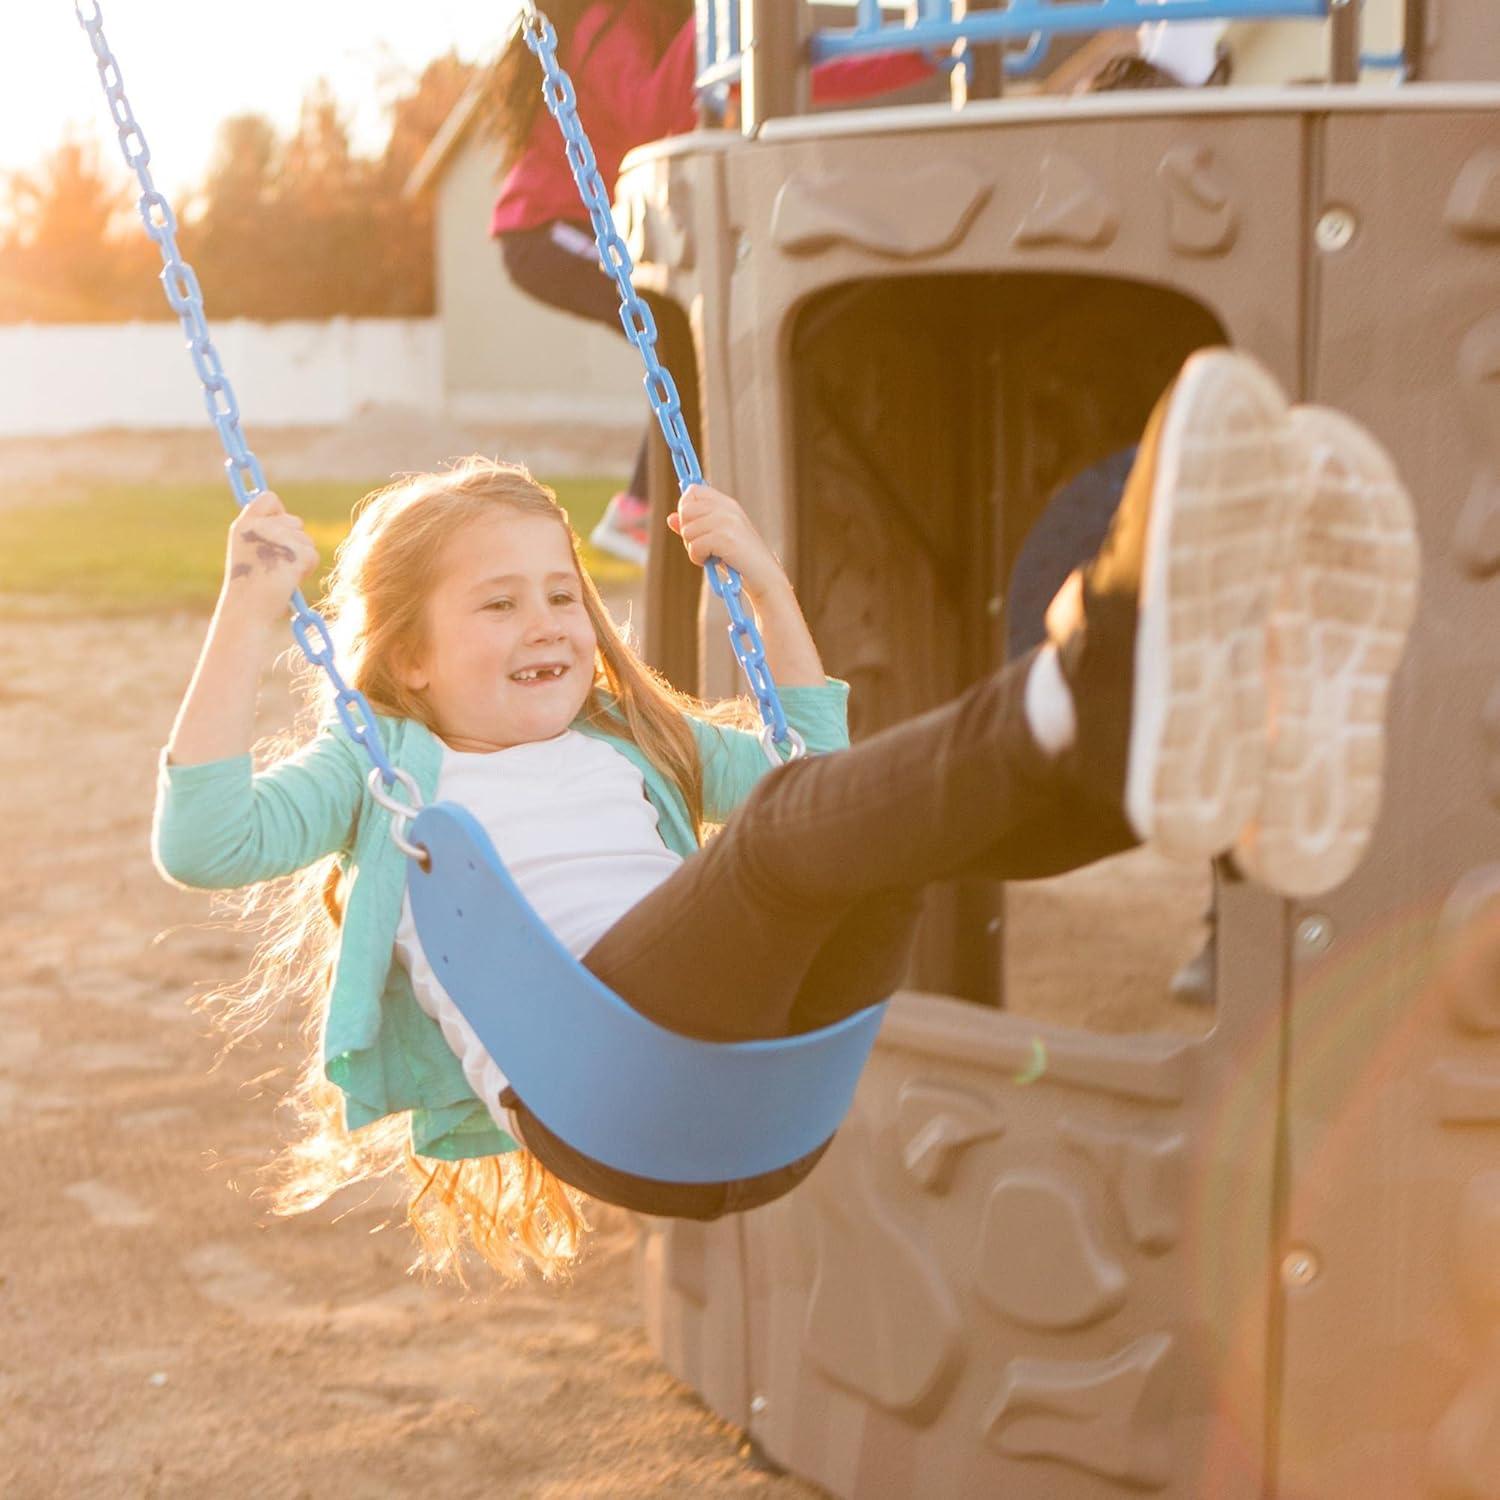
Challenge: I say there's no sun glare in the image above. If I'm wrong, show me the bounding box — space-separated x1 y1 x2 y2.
1 2 522 201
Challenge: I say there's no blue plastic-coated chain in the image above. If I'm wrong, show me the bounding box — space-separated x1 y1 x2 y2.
75 1 402 791
521 6 798 756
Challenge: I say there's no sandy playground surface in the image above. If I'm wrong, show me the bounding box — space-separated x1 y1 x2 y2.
0 427 1208 1498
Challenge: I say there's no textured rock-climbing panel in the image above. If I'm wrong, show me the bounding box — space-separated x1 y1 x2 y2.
1014 152 1120 249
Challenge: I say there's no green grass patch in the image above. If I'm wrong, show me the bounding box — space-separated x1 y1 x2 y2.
0 475 637 614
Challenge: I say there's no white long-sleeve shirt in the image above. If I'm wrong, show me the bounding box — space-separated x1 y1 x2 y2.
393 730 683 1124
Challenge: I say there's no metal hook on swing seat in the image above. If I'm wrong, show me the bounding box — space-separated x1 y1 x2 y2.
759 723 807 768
366 766 429 864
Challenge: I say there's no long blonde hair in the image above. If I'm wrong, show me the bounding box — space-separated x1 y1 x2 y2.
212 456 750 1282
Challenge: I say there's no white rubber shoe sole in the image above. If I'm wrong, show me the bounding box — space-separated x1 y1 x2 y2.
1233 407 1420 897
589 517 650 567
1125 350 1298 859
589 494 651 567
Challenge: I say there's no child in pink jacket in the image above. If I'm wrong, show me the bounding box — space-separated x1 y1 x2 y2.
490 0 934 563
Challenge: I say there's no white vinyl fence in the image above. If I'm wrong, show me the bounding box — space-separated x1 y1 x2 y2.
0 319 443 437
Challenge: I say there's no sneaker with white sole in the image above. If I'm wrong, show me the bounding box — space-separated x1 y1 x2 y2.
1045 347 1298 862
589 491 650 567
1232 406 1420 896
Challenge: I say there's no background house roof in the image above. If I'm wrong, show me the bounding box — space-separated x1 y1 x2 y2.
405 73 492 200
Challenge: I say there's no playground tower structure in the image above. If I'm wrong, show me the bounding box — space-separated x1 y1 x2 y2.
615 4 1500 1496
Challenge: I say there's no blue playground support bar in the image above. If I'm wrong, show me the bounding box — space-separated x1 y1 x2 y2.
809 0 1330 62
697 2 744 117
698 0 715 85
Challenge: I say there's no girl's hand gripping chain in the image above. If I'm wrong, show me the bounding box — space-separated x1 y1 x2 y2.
667 483 787 603
220 491 322 626
668 483 827 689
166 492 322 768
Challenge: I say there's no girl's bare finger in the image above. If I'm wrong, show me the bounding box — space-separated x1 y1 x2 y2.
678 514 728 542
682 534 721 562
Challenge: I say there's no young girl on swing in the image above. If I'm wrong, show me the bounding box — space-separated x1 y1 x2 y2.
153 349 1419 1280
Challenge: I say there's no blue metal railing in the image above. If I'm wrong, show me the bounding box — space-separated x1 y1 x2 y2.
695 0 1395 101
697 1 743 107
815 0 1329 83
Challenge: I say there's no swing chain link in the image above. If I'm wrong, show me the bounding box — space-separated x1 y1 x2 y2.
75 0 403 797
520 6 802 765
366 768 429 863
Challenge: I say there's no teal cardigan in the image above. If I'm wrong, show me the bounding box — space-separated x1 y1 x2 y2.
153 681 851 1160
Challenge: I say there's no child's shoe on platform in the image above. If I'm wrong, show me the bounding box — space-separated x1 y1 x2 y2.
590 491 650 566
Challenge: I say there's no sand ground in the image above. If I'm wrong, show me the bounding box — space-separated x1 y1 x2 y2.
0 426 1209 1497
1 608 834 1500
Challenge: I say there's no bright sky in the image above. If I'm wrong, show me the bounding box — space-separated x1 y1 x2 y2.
2 2 526 200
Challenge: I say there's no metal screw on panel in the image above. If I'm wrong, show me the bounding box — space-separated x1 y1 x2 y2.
1281 1248 1321 1288
1315 207 1358 253
734 232 752 267
750 1393 768 1416
987 594 1004 618
1296 913 1334 957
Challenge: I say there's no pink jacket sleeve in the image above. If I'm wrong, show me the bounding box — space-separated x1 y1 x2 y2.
587 14 699 145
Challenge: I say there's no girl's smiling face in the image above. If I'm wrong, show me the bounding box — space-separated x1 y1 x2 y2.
400 509 598 752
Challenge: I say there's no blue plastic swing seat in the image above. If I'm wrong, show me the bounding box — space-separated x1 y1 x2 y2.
408 803 889 1185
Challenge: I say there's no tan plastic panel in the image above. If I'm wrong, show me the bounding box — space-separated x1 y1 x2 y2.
715 108 1308 618
740 949 1284 1499
617 102 1304 1498
618 91 1500 1500
634 1215 753 1429
1418 0 1500 83
1274 107 1500 1500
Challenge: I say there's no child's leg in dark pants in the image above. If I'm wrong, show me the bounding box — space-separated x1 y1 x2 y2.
584 347 1318 1046
499 223 649 499
581 646 1136 1043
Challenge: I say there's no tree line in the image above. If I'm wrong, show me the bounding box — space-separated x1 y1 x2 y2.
0 55 477 324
